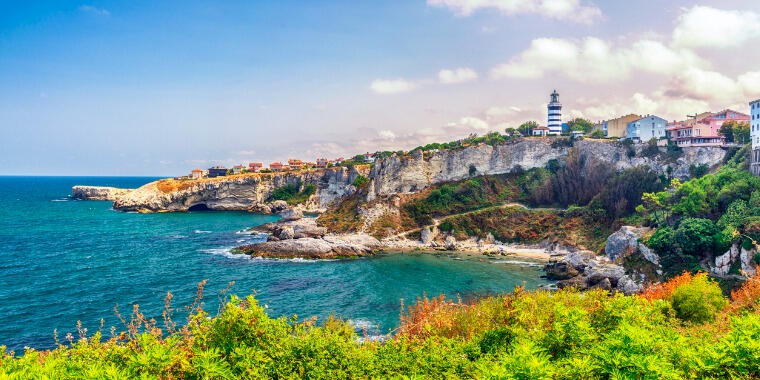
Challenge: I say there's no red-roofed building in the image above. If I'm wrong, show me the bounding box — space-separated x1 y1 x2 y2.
232 165 245 174
248 162 263 172
532 125 550 137
316 158 330 168
190 168 204 180
269 162 284 172
287 159 304 170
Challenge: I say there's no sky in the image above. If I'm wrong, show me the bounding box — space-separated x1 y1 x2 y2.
1 0 760 175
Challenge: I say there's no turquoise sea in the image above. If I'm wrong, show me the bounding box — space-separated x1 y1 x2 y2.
0 176 549 352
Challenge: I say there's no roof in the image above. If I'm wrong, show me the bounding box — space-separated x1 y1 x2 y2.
534 126 550 130
750 99 760 105
191 169 203 172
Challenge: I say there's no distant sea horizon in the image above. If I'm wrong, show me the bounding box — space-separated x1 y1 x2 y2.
0 176 548 352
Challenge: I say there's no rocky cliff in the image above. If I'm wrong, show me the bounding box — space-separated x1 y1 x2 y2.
367 138 726 200
71 186 133 201
109 166 368 212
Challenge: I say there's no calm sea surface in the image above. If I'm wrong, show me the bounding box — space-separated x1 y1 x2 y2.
0 176 549 351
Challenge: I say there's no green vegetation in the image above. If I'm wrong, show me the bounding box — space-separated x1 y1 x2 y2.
410 131 519 154
517 121 538 136
566 117 595 133
270 183 316 205
719 120 751 144
5 274 760 379
351 175 369 188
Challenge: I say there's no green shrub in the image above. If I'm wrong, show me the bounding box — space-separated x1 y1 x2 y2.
670 274 728 323
674 218 719 256
352 175 369 188
647 227 676 254
271 183 316 205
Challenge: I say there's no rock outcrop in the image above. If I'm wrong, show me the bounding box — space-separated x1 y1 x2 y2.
712 243 757 277
109 166 368 212
71 186 132 201
367 139 725 200
605 226 660 266
238 218 381 259
547 250 643 295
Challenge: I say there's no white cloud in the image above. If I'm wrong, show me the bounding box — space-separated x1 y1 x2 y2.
79 5 110 16
369 79 418 94
378 130 397 139
673 6 760 48
427 0 602 24
453 116 490 130
491 37 704 83
438 67 478 84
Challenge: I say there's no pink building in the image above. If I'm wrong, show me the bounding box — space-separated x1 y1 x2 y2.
666 109 749 147
315 158 330 168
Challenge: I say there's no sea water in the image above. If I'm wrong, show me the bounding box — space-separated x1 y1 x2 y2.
0 176 548 351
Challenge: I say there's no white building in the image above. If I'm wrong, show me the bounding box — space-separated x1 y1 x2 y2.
751 99 760 175
547 90 562 135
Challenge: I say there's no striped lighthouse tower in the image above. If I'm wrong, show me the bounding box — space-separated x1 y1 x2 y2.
547 90 562 135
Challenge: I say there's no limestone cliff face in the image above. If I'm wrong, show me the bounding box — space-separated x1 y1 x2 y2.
367 139 726 200
71 186 133 201
111 166 367 212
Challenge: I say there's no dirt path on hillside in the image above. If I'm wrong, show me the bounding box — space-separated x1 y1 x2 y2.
387 202 561 240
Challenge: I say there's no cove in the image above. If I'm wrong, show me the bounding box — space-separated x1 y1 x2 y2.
0 176 549 352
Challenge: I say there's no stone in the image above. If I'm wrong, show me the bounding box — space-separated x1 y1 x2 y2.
557 276 588 290
544 261 579 280
71 186 133 201
250 204 272 214
713 244 740 276
590 277 612 291
616 275 643 295
637 243 660 266
293 224 327 239
740 247 758 276
279 208 303 221
278 226 295 240
564 251 595 271
586 264 626 287
420 227 434 245
605 226 649 262
269 200 289 212
444 236 457 250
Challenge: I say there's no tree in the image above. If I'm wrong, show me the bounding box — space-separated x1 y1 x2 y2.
720 121 751 144
567 118 595 133
517 121 539 136
674 218 719 257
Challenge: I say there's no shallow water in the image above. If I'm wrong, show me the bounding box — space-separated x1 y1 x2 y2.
0 176 549 351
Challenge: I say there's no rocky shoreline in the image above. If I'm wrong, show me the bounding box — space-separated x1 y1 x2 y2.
234 210 672 295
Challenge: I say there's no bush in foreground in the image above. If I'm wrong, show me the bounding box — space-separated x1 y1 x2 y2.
3 274 760 378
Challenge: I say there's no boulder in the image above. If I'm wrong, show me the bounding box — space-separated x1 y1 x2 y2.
616 275 643 295
605 226 649 262
293 224 327 239
250 204 272 214
544 261 579 280
638 244 660 266
444 236 457 250
564 251 595 271
585 264 626 287
556 276 588 290
279 208 303 221
270 200 289 212
278 226 295 240
589 277 612 291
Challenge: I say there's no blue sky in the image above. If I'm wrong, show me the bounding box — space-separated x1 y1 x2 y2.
1 0 759 175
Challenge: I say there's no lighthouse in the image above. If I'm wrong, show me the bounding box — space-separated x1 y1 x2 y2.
547 90 562 135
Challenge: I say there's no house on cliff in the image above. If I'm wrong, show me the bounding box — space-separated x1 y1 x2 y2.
248 162 263 172
207 166 227 178
190 169 204 180
270 162 284 172
626 115 667 142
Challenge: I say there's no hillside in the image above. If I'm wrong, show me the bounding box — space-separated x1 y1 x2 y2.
3 272 760 378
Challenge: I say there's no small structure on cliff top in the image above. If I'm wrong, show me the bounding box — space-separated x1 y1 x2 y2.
547 90 562 135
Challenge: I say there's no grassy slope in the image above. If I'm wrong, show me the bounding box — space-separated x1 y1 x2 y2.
3 274 760 378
